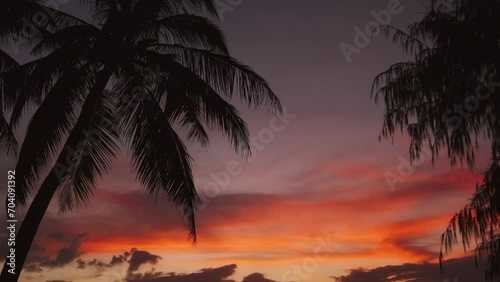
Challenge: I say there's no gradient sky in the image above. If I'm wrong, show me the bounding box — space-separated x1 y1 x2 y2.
0 0 494 281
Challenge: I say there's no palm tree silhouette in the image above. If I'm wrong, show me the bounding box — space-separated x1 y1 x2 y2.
372 0 500 280
1 0 91 150
0 50 19 154
0 0 282 281
0 0 50 154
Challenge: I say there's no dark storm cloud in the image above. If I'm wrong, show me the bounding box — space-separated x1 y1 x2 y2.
126 267 165 281
332 256 486 282
73 256 110 270
87 258 108 268
79 248 274 282
41 233 87 268
110 252 130 266
27 233 87 269
76 247 162 282
242 273 277 282
127 264 237 282
76 258 86 269
127 248 162 272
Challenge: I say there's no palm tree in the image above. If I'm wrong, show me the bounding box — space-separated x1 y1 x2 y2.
0 50 19 154
0 0 91 151
0 0 282 280
0 0 50 154
372 0 500 280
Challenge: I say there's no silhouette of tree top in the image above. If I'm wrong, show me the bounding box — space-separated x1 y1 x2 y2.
373 0 500 281
0 1 282 281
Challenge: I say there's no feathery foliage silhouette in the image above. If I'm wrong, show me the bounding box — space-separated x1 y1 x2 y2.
372 0 500 280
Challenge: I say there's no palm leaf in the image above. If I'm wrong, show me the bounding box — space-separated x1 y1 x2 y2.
9 44 90 128
164 59 251 156
151 44 282 113
163 80 210 148
14 63 99 207
118 90 200 241
133 14 228 55
54 66 119 213
0 49 20 154
131 0 219 19
58 89 120 213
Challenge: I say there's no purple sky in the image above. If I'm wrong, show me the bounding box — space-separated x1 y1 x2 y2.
0 1 492 281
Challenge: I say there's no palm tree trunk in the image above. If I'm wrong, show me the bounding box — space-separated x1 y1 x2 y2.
0 65 114 281
0 171 59 281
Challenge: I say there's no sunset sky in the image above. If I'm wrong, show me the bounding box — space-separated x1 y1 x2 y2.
0 0 493 281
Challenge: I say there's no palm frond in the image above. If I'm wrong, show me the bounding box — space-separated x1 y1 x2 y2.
163 81 210 148
133 14 228 55
165 59 251 156
0 0 45 39
30 24 98 57
132 0 219 19
0 112 18 155
14 63 99 207
440 160 500 280
58 89 120 213
0 49 19 73
378 25 429 54
151 44 282 114
476 235 500 282
0 49 20 154
51 66 118 213
118 90 200 242
9 44 90 128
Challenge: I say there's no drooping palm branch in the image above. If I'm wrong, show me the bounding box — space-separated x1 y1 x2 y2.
441 160 500 281
372 0 500 280
0 1 281 280
0 49 20 154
